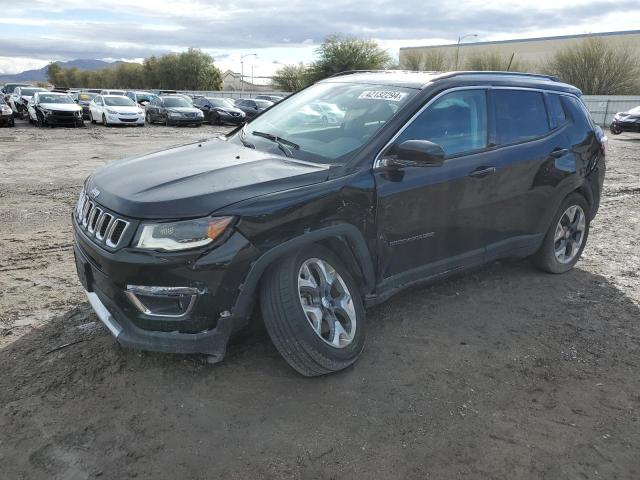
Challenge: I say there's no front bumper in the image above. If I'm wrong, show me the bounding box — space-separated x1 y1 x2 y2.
47 115 84 127
0 114 14 126
218 112 245 124
106 114 145 125
73 215 260 358
84 289 235 360
611 119 640 133
167 116 203 125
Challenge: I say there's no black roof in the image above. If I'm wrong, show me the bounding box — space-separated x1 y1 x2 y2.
321 70 581 95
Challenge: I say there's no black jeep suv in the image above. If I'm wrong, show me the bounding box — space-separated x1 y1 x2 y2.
73 71 606 376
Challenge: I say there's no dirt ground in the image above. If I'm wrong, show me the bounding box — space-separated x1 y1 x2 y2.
0 119 639 479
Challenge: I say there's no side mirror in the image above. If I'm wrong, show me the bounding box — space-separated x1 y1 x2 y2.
382 140 445 167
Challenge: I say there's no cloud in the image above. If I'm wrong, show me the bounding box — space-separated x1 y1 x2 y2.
0 0 639 74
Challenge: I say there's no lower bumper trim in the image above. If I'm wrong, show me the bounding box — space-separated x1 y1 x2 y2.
86 291 123 337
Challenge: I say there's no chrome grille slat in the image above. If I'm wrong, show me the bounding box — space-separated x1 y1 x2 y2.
87 207 102 233
96 213 113 240
106 219 129 248
75 193 129 249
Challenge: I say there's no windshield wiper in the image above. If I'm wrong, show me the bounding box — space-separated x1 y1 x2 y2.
251 131 300 158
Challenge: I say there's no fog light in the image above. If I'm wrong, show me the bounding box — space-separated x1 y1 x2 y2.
125 285 203 318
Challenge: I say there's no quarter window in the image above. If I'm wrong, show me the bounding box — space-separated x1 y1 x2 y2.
547 94 567 128
396 89 488 157
494 90 550 145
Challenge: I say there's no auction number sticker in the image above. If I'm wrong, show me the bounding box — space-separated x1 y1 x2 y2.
358 90 407 102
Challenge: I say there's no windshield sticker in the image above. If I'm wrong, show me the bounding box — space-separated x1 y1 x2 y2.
358 90 407 102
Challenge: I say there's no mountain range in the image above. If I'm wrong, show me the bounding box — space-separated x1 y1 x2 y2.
0 59 130 83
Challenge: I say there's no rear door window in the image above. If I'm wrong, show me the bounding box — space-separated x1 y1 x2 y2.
493 90 550 145
396 89 488 157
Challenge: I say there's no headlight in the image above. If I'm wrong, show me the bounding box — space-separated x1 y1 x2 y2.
196 110 204 116
75 110 82 117
136 216 234 251
41 108 51 115
1 105 11 115
614 113 623 120
106 109 117 114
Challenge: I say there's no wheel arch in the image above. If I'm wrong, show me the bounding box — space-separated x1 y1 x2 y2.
230 224 376 322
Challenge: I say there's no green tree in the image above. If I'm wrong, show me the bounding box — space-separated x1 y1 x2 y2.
272 63 310 92
46 62 63 86
544 38 640 95
307 35 391 82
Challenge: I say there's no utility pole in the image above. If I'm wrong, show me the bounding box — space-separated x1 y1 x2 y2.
240 53 257 94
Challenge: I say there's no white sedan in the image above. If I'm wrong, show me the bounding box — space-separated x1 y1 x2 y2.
89 95 145 126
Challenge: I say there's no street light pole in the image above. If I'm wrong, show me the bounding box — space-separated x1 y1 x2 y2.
456 33 478 69
240 53 257 94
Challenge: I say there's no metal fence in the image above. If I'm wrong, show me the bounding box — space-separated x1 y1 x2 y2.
582 95 640 126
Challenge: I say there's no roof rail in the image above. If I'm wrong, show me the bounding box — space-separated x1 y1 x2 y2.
436 70 560 82
328 69 560 82
328 70 384 77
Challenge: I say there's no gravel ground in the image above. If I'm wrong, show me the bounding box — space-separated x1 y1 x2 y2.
0 119 639 479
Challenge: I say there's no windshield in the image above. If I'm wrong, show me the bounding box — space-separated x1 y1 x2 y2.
39 94 74 104
209 98 234 108
137 93 157 102
255 100 273 108
20 88 44 96
163 97 192 108
104 96 136 106
234 82 417 164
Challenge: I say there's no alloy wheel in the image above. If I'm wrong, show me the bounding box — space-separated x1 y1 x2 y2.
297 258 357 348
554 205 586 264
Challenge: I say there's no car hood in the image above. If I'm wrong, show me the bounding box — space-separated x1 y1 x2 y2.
40 103 81 112
87 138 331 219
104 105 142 114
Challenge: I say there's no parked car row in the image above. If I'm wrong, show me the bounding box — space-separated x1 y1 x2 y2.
1 82 290 129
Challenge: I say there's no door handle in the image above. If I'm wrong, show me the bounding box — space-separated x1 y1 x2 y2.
469 166 496 178
550 148 569 158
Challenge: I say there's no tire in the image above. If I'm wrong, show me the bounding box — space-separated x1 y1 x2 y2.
532 193 590 274
90 112 96 124
210 112 220 125
102 114 108 126
145 112 153 124
36 113 45 128
609 124 621 135
260 244 366 376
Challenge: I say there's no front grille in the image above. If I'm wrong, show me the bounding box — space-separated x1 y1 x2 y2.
53 110 75 116
119 117 137 122
75 191 130 249
184 113 196 117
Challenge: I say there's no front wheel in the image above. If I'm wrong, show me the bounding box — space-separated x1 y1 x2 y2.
532 193 590 274
90 111 96 124
102 114 108 126
260 245 365 376
610 124 622 135
145 112 153 124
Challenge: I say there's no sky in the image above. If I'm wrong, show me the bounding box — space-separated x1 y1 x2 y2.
1 0 640 78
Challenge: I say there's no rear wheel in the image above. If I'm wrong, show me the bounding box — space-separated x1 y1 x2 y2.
260 245 365 376
532 193 590 274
